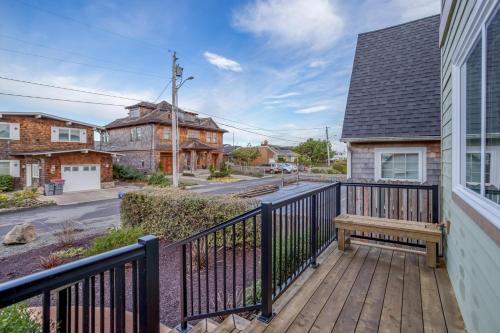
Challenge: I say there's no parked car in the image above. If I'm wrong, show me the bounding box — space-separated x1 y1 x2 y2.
261 163 281 174
285 163 298 172
279 163 293 174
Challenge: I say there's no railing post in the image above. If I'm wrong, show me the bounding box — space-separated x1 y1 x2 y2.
310 193 319 268
335 183 341 217
431 185 439 224
258 202 275 323
177 243 191 332
138 235 159 333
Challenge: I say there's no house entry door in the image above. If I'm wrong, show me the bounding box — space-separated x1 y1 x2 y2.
25 163 32 187
161 153 173 174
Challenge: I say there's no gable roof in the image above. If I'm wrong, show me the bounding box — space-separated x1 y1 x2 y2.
105 101 227 132
341 15 441 141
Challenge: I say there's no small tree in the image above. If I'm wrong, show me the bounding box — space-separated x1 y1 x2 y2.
293 139 333 166
232 147 261 166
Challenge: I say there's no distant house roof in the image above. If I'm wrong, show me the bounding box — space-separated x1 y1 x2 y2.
223 144 240 155
0 112 103 129
105 101 227 133
341 15 441 142
269 145 299 157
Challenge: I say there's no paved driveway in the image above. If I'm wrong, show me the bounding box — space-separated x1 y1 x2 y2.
0 199 120 258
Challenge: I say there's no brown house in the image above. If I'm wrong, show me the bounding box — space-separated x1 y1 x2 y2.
241 143 299 166
101 101 226 173
0 112 115 191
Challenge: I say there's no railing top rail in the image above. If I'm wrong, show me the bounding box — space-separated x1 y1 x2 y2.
339 182 438 190
170 207 262 247
264 183 338 208
0 235 156 308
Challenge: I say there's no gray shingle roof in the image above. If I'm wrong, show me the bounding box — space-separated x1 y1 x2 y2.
341 15 441 141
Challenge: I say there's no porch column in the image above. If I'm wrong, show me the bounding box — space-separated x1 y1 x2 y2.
190 150 196 171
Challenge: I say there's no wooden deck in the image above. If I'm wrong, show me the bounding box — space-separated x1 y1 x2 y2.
243 243 466 333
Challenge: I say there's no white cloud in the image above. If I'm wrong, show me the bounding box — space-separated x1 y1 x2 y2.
232 0 344 51
203 52 243 72
394 0 440 21
309 60 329 68
269 92 300 99
295 105 330 114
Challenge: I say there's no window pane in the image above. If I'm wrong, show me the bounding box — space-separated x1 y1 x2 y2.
70 129 81 142
486 9 500 205
59 128 69 141
464 37 482 193
0 162 9 175
381 154 394 178
0 124 9 139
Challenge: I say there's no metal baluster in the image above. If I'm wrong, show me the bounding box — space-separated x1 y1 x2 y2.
205 235 209 313
278 207 283 289
197 239 201 314
131 263 137 333
42 290 50 333
242 220 247 306
232 224 236 308
213 231 218 312
284 204 288 280
223 228 227 310
75 283 79 333
109 269 114 333
273 209 276 294
253 216 257 304
57 288 68 333
83 277 90 333
189 242 194 316
99 273 104 333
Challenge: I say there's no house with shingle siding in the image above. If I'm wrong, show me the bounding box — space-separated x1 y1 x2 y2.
341 15 441 185
101 101 226 173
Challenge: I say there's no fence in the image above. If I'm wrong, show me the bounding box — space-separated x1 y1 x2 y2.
175 183 339 331
0 236 159 333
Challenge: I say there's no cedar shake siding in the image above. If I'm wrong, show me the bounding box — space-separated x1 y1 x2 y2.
0 112 114 191
102 101 226 173
349 141 441 185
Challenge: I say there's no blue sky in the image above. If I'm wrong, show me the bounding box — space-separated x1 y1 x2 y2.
0 0 440 148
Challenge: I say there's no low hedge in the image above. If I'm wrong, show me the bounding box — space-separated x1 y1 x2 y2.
121 188 259 242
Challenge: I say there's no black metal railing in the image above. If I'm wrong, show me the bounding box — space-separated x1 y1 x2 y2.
175 183 340 331
0 236 159 333
339 182 440 248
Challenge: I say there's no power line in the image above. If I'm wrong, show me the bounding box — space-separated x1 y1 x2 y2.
0 47 164 79
154 80 172 103
0 76 143 102
0 92 127 107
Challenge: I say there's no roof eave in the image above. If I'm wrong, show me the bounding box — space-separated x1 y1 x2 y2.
340 136 441 143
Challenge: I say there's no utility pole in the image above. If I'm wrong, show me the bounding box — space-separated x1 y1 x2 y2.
325 126 331 166
171 52 179 187
232 132 235 147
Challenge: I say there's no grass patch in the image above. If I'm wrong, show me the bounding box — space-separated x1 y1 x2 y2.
84 227 145 257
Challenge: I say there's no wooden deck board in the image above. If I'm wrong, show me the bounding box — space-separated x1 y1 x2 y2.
308 246 370 333
246 244 466 333
379 251 405 333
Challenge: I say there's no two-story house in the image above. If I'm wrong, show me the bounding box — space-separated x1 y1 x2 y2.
101 101 226 173
0 112 116 192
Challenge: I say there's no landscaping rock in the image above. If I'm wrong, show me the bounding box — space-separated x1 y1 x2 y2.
3 223 37 245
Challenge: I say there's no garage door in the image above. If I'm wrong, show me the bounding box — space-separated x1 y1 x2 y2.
61 164 100 192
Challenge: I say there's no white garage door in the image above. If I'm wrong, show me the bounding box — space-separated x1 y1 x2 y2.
61 164 100 192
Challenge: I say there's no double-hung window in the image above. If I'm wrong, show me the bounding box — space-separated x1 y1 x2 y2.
0 161 10 175
0 122 20 140
163 127 171 140
130 127 143 141
374 148 426 182
188 130 199 139
453 2 500 222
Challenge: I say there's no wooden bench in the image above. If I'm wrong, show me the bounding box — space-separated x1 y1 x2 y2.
336 214 441 267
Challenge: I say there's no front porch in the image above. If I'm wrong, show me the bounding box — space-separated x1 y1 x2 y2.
242 242 465 333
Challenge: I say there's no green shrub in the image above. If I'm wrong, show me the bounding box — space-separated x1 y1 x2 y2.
84 227 145 257
121 188 258 242
0 175 14 192
331 160 347 174
54 246 86 258
0 194 9 209
0 303 43 333
209 161 231 179
182 172 195 177
113 164 145 181
147 171 171 187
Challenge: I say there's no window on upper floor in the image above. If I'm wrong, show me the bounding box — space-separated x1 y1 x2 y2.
0 122 20 140
452 3 500 225
51 127 86 143
163 127 171 140
188 129 199 139
101 132 110 143
129 108 140 118
374 148 426 183
212 132 218 144
130 127 143 141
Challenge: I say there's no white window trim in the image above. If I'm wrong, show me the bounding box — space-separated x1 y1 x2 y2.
374 147 427 183
451 0 500 227
54 127 86 143
163 127 171 140
0 122 11 139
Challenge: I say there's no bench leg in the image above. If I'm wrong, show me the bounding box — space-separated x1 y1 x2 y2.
426 242 437 268
338 229 350 251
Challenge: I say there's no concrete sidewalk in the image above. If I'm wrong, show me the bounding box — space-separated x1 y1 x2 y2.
39 184 143 206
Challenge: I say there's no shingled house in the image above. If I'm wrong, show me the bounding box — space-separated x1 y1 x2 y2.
341 15 441 185
101 101 226 173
